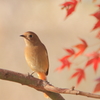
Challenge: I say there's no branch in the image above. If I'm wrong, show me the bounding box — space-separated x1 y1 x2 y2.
0 68 64 100
0 68 100 100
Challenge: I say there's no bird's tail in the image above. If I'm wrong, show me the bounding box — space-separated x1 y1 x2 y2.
37 72 47 80
37 72 48 98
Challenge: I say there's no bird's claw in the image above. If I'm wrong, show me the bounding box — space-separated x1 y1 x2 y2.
28 72 35 77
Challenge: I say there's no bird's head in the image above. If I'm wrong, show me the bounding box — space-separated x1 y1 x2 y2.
20 31 41 46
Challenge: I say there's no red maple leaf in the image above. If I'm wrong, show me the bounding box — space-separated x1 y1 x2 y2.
60 1 75 9
56 48 75 71
91 10 100 20
66 5 76 18
65 48 75 56
95 77 100 82
96 31 100 39
56 55 71 71
74 38 88 58
92 20 100 31
85 52 98 58
70 68 85 85
93 83 100 93
96 5 100 8
60 0 78 19
93 0 97 2
85 52 100 72
93 77 100 93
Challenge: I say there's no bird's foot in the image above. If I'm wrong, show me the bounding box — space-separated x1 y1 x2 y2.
28 72 35 77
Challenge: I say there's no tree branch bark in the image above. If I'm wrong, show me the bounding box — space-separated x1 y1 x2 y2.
0 68 100 100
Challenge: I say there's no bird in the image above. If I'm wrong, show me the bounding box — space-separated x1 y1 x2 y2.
20 31 49 81
20 31 49 98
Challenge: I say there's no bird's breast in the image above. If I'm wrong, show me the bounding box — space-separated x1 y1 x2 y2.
25 45 47 73
25 46 38 70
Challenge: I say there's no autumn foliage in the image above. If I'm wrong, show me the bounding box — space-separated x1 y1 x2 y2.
56 0 100 93
85 51 100 72
70 68 85 86
60 0 79 19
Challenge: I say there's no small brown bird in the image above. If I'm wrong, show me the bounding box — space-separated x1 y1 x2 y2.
20 31 49 81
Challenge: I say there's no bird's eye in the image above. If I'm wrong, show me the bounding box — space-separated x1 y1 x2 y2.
29 35 32 38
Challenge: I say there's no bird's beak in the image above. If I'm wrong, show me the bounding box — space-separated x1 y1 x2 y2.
20 35 25 38
20 35 28 40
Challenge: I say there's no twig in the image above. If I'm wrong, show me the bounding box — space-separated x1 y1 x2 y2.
0 68 100 99
0 68 64 100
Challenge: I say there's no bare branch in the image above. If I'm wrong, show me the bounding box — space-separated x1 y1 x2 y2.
0 68 100 99
0 68 65 100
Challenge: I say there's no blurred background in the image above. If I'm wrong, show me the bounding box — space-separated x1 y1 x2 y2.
0 0 100 100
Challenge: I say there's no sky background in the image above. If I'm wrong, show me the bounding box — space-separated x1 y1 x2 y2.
0 0 100 100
